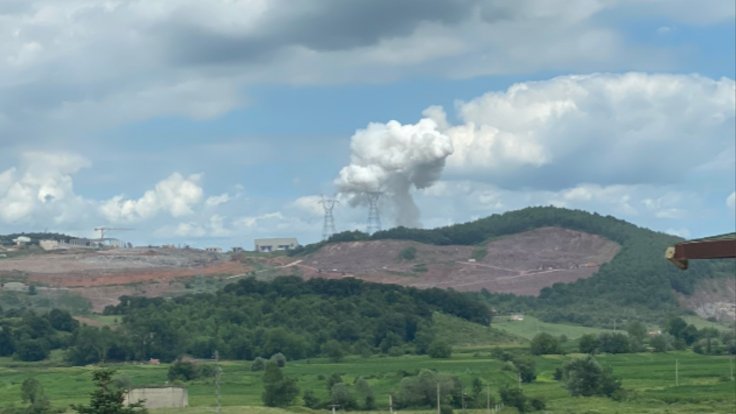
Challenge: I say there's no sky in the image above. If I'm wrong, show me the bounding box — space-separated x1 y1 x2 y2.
0 0 734 249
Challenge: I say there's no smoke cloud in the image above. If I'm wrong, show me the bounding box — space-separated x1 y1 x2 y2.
335 118 453 228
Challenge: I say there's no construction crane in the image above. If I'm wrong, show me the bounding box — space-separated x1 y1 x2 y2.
93 227 133 241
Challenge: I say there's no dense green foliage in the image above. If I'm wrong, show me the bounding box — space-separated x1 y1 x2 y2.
560 356 622 398
0 309 77 361
71 369 146 414
296 206 734 326
85 276 489 363
261 362 298 407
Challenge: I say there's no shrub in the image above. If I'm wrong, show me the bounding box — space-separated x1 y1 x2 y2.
15 339 49 362
251 357 267 371
530 333 562 355
428 341 452 358
167 361 197 382
398 247 417 261
560 355 621 397
270 352 287 367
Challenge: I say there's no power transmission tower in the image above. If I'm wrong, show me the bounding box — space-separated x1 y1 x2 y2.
366 192 382 234
320 195 339 241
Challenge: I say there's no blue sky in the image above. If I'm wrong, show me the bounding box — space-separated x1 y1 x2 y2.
0 0 734 248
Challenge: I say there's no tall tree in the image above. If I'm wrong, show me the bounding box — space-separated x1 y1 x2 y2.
261 362 299 407
71 369 147 414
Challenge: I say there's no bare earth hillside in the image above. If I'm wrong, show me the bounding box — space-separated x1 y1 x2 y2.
677 277 736 322
296 227 620 295
0 248 253 310
0 227 620 310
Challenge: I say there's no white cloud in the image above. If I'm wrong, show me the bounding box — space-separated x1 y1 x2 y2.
233 212 285 229
727 192 736 209
165 215 232 238
0 152 90 223
205 193 231 208
292 195 325 217
440 73 735 188
3 1 728 142
100 173 204 223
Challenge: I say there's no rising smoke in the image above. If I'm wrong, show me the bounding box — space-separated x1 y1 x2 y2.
335 117 453 228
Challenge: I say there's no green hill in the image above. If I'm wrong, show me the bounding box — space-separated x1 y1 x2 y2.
297 206 733 327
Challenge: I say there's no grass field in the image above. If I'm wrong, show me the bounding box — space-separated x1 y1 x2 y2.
681 315 734 332
1 351 733 413
492 315 614 340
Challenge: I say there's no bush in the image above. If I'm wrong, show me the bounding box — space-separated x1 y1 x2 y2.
167 361 197 382
499 387 544 413
251 357 267 371
530 333 562 355
428 341 452 358
270 352 287 367
560 355 621 397
598 333 630 354
330 383 357 410
579 334 599 354
303 390 321 409
15 339 49 362
398 247 417 261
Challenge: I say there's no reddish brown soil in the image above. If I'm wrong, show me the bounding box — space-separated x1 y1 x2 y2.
298 227 620 296
0 227 620 310
0 248 252 288
0 248 252 311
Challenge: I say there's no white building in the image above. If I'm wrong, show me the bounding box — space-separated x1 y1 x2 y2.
254 238 299 252
124 387 188 409
13 236 31 246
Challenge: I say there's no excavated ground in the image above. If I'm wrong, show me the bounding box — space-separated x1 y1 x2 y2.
0 227 620 310
0 248 253 311
298 227 620 296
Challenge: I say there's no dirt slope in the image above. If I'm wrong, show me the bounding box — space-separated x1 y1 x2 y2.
0 248 253 311
297 227 620 296
0 227 620 310
677 277 736 322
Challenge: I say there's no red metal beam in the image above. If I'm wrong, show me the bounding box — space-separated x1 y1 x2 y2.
665 238 736 270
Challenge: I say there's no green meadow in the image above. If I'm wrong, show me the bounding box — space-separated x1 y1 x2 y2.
492 315 614 340
1 350 733 413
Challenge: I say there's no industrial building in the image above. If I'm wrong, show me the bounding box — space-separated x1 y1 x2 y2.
254 238 299 252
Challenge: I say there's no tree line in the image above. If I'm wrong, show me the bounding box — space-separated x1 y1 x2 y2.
0 276 490 364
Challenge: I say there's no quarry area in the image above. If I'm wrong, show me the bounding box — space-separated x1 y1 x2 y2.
296 227 620 295
0 226 622 311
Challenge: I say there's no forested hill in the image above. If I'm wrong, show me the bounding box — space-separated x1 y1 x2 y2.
295 206 733 326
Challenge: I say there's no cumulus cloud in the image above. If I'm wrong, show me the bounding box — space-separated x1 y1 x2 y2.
335 118 453 228
0 152 90 223
100 173 204 223
727 192 736 210
438 73 735 189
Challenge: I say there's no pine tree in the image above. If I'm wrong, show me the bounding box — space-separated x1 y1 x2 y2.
72 369 147 414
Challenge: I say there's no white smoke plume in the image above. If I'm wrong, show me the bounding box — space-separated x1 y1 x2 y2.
335 118 453 228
